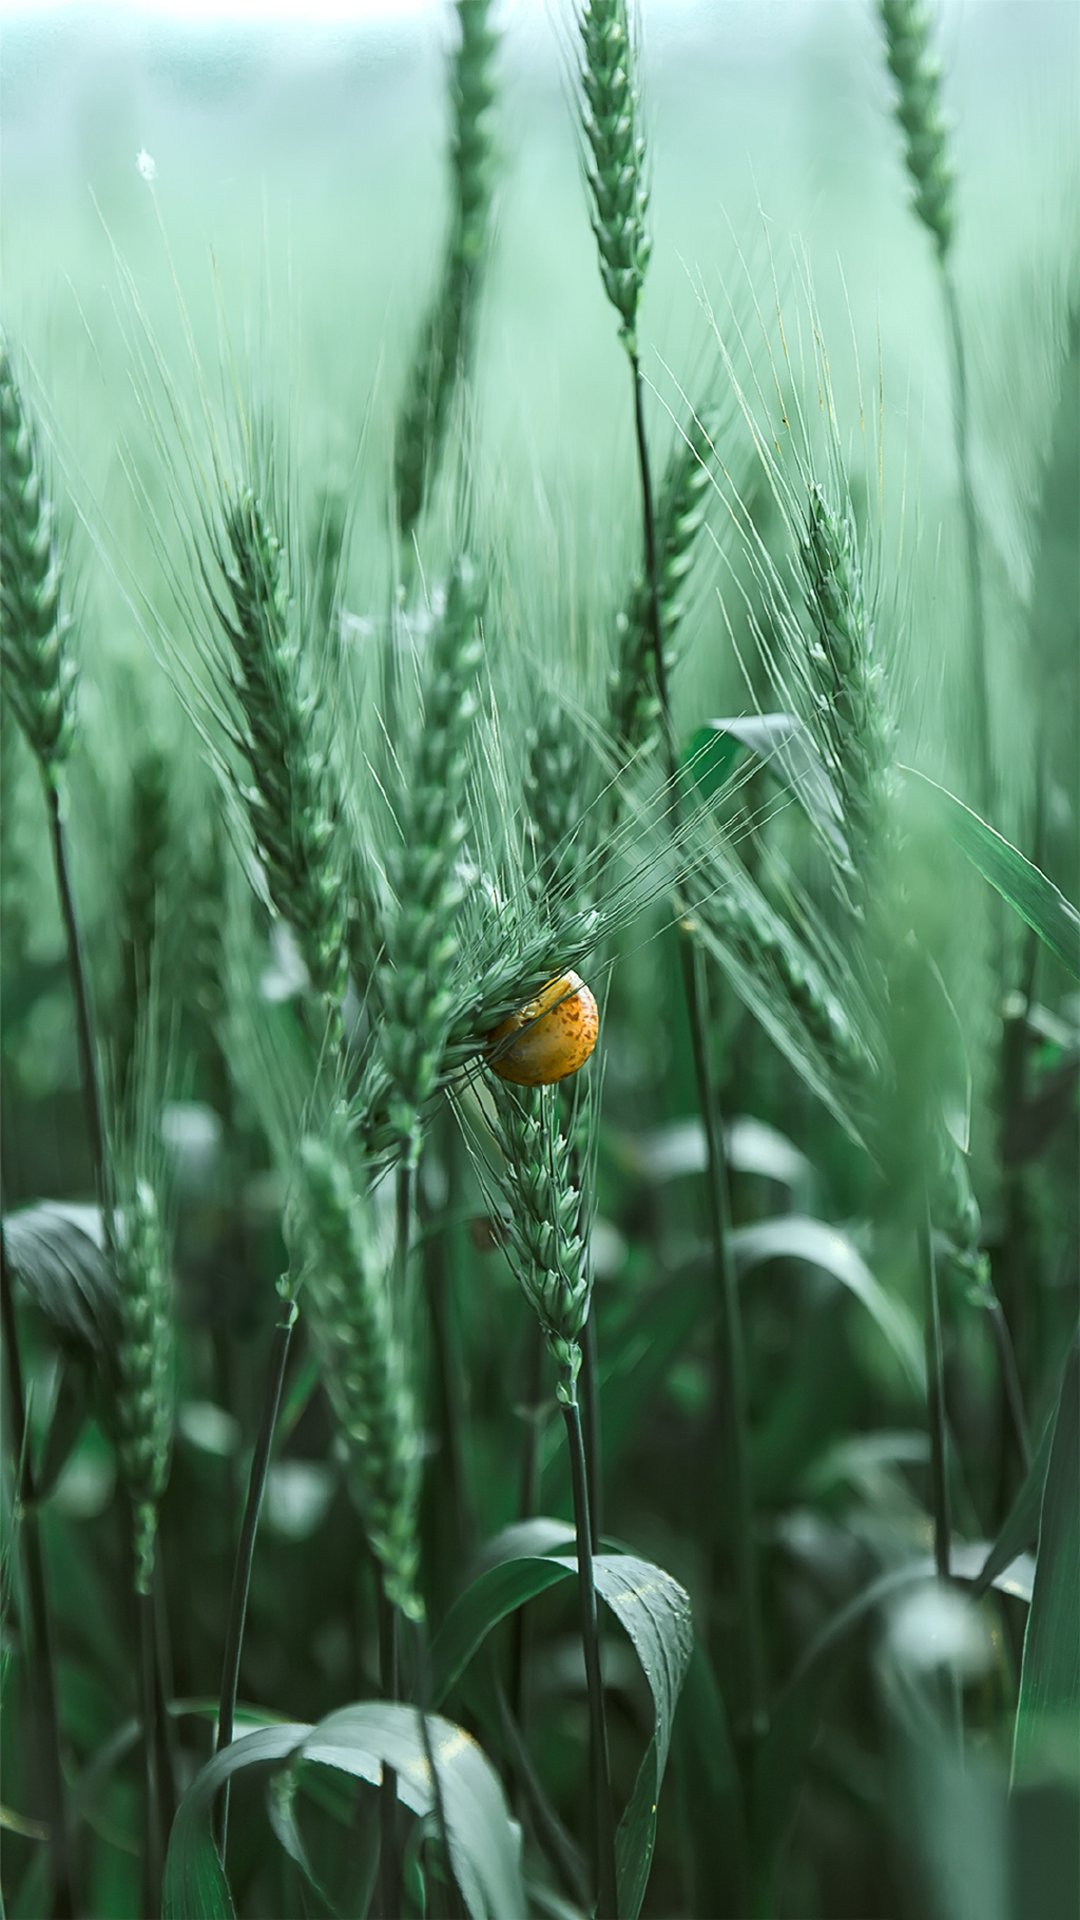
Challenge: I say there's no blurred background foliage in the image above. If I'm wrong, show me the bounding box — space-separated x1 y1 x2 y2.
1 3 1078 1917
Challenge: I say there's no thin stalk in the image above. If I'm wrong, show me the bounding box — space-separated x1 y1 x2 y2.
421 1120 474 1568
987 1296 1031 1474
919 1200 951 1579
509 1318 546 1739
561 1384 617 1920
373 1166 413 1920
151 1563 180 1848
139 1586 163 1917
580 1312 603 1553
376 1574 402 1920
939 266 992 824
629 350 766 1741
684 940 766 1738
214 1303 296 1849
44 776 106 1197
493 1678 591 1910
0 1228 76 1920
412 1619 463 1920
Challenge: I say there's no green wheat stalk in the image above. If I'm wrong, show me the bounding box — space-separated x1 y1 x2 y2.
480 1079 617 1917
575 0 766 1746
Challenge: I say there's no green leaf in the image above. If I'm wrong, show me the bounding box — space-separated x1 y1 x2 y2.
671 1638 747 1919
164 1724 306 1920
686 714 846 855
303 1705 525 1920
902 768 1080 978
1013 1335 1080 1787
974 1410 1057 1599
730 1215 925 1393
2 1203 114 1356
430 1555 577 1708
162 1706 525 1920
594 1555 693 1919
430 1543 693 1919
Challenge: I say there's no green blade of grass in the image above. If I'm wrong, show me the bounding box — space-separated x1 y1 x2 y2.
902 768 1080 977
1012 1334 1080 1787
974 1407 1057 1599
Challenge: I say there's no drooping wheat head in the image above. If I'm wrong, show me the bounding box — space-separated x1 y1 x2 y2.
292 1136 424 1619
577 0 652 353
0 342 77 775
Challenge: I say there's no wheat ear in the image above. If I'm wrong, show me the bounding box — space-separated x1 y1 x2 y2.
0 343 77 772
212 485 349 1006
294 1138 424 1620
878 0 991 817
799 480 895 920
878 0 955 261
379 557 485 1160
394 0 499 541
111 1176 174 1594
577 0 651 353
610 406 717 767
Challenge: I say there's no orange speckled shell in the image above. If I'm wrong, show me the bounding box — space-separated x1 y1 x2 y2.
487 972 599 1087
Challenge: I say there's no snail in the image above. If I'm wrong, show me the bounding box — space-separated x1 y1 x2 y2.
486 971 599 1087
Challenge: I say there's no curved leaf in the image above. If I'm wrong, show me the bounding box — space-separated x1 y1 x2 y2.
902 768 1080 978
2 1203 114 1356
430 1543 693 1919
303 1705 525 1920
163 1724 306 1920
730 1215 925 1393
162 1705 524 1920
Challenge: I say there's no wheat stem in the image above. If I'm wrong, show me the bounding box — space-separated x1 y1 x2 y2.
919 1197 951 1580
376 1572 402 1920
630 354 766 1742
214 1302 296 1850
940 267 992 820
561 1374 618 1920
46 779 106 1198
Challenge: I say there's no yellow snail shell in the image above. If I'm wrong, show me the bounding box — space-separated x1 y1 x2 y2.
486 971 599 1087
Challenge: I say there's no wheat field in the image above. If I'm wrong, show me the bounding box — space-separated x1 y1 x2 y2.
2 4 1078 1917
